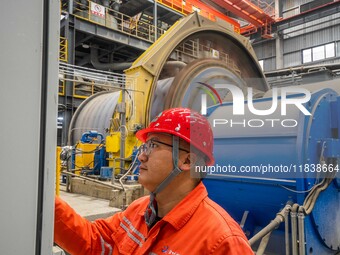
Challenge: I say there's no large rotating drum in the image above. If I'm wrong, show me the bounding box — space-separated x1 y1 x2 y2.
204 87 340 254
68 91 120 145
125 12 268 130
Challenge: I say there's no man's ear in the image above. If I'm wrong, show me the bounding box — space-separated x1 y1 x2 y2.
179 153 198 171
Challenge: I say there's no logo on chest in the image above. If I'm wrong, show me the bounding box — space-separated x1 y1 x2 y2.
161 245 181 255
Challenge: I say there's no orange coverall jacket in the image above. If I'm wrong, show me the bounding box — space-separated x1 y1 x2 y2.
54 182 254 255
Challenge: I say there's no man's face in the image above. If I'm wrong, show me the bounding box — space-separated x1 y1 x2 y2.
137 133 188 192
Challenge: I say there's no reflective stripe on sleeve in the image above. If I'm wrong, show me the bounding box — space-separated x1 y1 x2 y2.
123 216 146 241
120 222 143 247
100 235 113 255
105 242 113 255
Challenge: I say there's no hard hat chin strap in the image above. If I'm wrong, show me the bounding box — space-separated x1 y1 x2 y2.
145 135 183 227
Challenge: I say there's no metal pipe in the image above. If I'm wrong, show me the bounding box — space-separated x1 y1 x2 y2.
154 0 157 40
68 0 73 14
163 61 187 69
249 219 281 246
264 63 340 77
249 205 288 246
290 203 299 255
120 89 126 174
90 45 132 71
62 171 124 190
285 204 291 255
298 207 306 255
256 231 272 255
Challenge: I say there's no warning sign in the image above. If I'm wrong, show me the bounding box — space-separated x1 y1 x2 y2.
90 2 105 17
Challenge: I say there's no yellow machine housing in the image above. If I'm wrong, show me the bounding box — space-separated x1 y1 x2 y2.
74 143 98 174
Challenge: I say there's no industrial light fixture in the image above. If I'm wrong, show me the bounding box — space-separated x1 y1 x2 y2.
82 43 90 49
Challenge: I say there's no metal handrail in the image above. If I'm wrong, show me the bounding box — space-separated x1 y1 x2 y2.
156 0 216 22
250 0 275 17
59 62 136 98
69 0 166 43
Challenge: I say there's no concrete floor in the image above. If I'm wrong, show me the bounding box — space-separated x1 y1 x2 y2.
59 185 121 221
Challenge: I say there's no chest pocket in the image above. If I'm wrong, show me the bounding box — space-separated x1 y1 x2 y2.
112 217 146 255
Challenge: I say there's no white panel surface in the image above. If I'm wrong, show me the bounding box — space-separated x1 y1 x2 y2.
0 1 59 254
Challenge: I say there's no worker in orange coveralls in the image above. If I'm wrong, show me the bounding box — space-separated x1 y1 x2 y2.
54 108 254 255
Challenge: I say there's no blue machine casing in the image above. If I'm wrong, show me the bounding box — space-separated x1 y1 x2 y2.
71 131 107 176
204 88 340 254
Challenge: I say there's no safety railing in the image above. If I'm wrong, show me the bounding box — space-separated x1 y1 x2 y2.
73 81 96 99
175 40 199 59
157 0 190 14
61 0 68 12
157 0 216 22
59 79 65 96
70 0 166 43
59 62 135 99
59 37 68 62
250 0 275 17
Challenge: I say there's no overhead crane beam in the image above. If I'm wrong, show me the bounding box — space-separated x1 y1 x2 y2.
156 0 240 32
209 0 276 37
185 0 240 28
211 0 273 26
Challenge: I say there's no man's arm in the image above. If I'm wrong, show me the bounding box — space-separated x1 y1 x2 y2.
54 196 121 255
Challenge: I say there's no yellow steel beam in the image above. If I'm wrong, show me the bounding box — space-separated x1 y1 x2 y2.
56 147 61 196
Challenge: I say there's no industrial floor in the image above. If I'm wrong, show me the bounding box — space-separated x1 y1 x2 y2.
59 185 121 221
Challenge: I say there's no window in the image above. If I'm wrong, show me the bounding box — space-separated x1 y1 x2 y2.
302 49 312 63
325 43 335 58
302 42 336 63
312 46 325 61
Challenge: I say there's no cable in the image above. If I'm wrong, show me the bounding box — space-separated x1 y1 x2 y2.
118 148 140 192
278 184 315 194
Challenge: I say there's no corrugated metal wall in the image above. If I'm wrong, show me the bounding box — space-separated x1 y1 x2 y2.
253 40 276 59
253 40 276 71
283 52 302 67
252 0 340 71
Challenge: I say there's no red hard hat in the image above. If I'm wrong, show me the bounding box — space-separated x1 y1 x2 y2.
136 108 215 165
